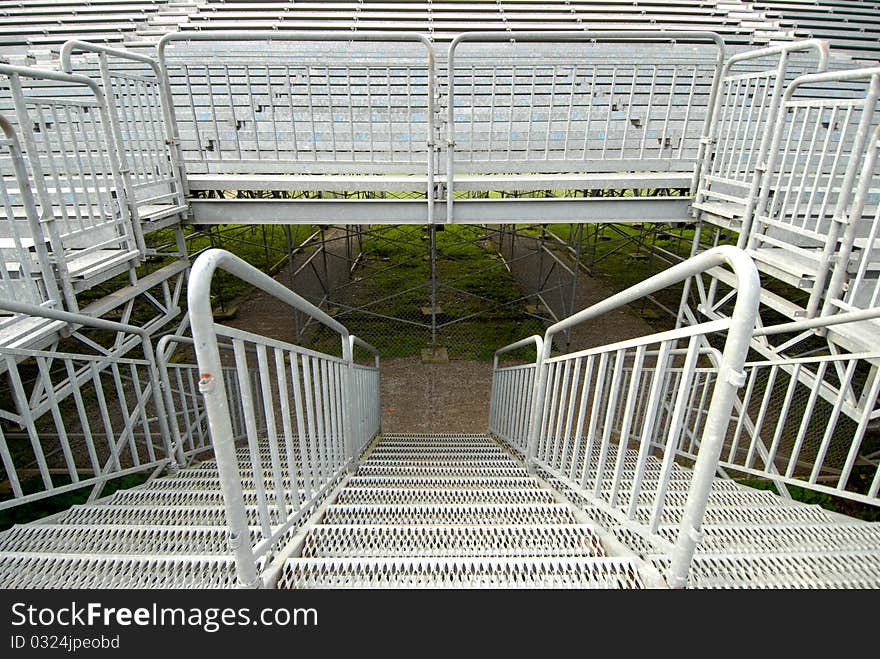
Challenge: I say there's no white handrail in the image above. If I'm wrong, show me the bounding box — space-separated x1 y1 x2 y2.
188 248 380 587
493 245 759 588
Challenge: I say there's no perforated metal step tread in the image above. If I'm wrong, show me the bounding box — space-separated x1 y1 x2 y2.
278 557 645 589
0 525 245 556
663 551 880 589
323 503 579 526
301 524 606 559
334 487 557 506
657 522 880 555
0 553 240 589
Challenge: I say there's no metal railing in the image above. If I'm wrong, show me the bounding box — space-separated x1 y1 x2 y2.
446 31 726 222
0 299 173 510
489 335 543 456
60 40 189 218
824 123 880 321
187 248 380 588
0 64 140 311
157 333 264 467
157 31 437 179
349 335 381 456
699 309 880 507
490 245 760 588
748 66 880 318
0 115 59 319
693 40 828 233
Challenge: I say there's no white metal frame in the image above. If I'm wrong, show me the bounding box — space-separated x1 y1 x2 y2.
490 245 760 588
187 248 380 587
0 298 173 509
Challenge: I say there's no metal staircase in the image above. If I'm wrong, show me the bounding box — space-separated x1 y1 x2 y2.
2 430 878 588
278 433 651 589
1 20 880 589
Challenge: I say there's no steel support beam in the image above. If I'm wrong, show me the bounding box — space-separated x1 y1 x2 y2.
189 197 693 225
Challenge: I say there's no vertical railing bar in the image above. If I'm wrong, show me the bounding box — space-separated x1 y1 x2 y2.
620 64 636 159
640 65 657 160
601 66 616 160
569 355 594 482
319 359 335 472
563 64 574 160
745 365 778 470
34 356 78 482
784 360 827 478
580 352 609 488
288 351 313 501
306 66 318 161
809 360 857 484
109 362 139 467
64 358 101 475
255 344 288 520
314 355 331 481
285 64 299 158
660 67 676 164
582 67 596 161
648 335 701 534
227 64 243 161
779 106 812 226
59 103 92 232
184 65 205 158
836 367 880 491
551 359 572 469
273 348 301 509
679 64 698 159
89 361 121 473
329 360 343 473
184 367 205 451
593 349 624 499
628 340 672 520
679 367 703 456
302 355 324 484
609 345 646 509
129 362 156 464
560 356 582 472
543 361 562 465
765 365 801 471
232 339 273 539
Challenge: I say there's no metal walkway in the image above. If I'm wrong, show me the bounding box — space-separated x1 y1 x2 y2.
2 432 878 588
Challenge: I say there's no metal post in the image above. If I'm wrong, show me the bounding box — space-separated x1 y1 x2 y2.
430 224 438 346
283 224 301 341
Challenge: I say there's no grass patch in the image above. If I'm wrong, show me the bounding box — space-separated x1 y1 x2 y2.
305 225 545 359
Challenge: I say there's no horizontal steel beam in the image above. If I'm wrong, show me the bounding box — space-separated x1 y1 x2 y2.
188 197 693 225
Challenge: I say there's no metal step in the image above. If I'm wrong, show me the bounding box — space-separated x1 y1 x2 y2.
361 456 520 467
355 465 529 478
278 557 644 589
102 489 304 509
322 503 578 526
657 522 880 555
369 447 506 456
372 441 502 449
0 525 247 555
334 487 556 506
633 502 835 526
53 504 280 527
677 550 880 589
300 524 605 559
347 475 541 490
0 553 239 589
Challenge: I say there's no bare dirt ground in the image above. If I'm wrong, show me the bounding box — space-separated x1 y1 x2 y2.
223 233 657 434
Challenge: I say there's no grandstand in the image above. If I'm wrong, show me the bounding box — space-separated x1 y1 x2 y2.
0 2 878 589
